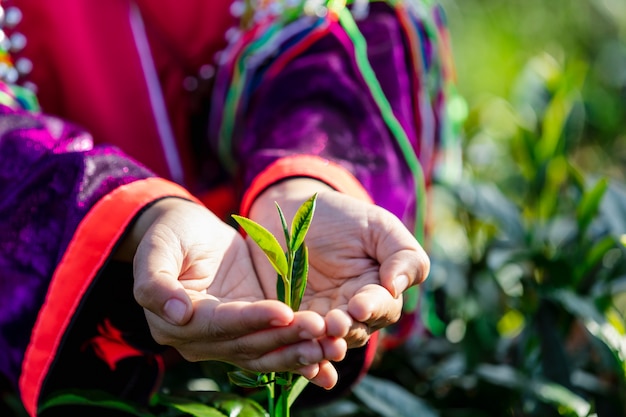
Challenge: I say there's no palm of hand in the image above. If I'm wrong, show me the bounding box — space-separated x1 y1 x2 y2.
248 193 406 347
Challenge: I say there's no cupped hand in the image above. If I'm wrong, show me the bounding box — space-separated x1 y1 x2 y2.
124 198 346 388
247 179 430 348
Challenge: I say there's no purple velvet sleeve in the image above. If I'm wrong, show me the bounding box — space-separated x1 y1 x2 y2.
0 104 154 388
219 4 432 229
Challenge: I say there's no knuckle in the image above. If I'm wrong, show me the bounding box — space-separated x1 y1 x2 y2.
231 339 258 359
132 281 151 306
414 251 431 284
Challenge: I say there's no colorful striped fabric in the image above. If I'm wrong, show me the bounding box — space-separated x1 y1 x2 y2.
212 0 462 244
0 50 38 111
210 1 463 333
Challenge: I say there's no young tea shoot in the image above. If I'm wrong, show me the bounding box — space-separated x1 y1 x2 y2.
230 193 318 417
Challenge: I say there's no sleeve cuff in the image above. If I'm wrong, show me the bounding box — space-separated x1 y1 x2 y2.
240 154 373 216
19 177 199 417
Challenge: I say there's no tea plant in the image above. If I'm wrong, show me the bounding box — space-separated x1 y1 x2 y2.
230 193 318 417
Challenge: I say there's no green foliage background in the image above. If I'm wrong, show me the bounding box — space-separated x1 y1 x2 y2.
377 1 626 416
442 0 626 177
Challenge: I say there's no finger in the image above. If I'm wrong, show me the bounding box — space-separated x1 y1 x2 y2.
240 339 326 374
145 298 289 347
133 227 192 325
324 309 353 338
372 215 431 297
296 363 320 381
345 321 371 348
163 302 331 365
318 336 347 362
347 284 403 330
305 360 338 390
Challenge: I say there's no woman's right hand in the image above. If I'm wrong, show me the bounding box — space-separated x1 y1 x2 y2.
125 198 346 388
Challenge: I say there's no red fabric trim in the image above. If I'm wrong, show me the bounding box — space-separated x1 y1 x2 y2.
363 331 380 376
240 155 373 217
19 178 199 417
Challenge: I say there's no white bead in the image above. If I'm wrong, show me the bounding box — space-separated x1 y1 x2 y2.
9 32 26 51
268 2 283 15
229 1 246 18
224 26 240 42
15 57 32 74
5 67 18 83
5 7 22 27
199 64 215 80
182 76 198 91
22 81 37 94
0 62 8 78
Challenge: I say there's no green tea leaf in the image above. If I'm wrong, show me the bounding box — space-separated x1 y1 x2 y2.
276 272 286 304
158 393 270 417
274 375 290 386
228 370 265 388
287 376 310 408
275 202 291 249
291 243 308 312
168 401 228 417
232 215 288 277
290 193 317 252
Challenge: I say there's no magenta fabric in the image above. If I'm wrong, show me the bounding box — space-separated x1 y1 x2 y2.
11 0 234 190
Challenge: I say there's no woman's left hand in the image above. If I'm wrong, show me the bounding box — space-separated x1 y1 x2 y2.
246 178 430 348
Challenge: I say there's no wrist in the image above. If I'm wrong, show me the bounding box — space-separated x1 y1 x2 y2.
257 177 334 202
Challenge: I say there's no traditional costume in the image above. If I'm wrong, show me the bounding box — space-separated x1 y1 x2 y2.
0 1 459 415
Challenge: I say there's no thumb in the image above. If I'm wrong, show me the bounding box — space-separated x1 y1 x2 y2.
133 225 193 326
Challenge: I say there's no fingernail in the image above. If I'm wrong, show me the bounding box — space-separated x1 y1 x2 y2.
270 318 289 327
299 330 314 339
164 298 187 324
393 275 409 298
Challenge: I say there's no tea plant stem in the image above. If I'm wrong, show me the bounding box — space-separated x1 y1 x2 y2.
267 372 275 417
280 372 292 417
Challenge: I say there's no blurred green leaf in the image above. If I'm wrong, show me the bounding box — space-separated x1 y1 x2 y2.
157 393 269 417
576 177 609 234
599 181 626 240
549 289 626 375
528 380 591 417
452 181 524 242
167 402 228 417
352 375 439 417
40 390 155 416
577 235 616 283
